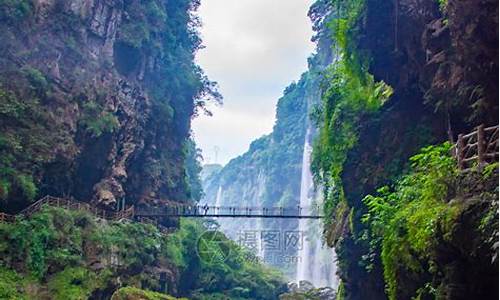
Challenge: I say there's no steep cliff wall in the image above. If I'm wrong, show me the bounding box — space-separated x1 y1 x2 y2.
0 0 215 212
311 0 498 299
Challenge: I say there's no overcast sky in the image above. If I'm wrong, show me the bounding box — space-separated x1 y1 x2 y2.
191 0 315 165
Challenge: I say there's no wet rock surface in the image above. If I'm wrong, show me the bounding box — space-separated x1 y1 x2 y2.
280 281 336 300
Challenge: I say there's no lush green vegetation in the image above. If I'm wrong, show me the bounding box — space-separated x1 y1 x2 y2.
311 0 392 228
166 219 285 299
0 207 284 299
116 0 221 113
437 0 448 13
361 143 461 299
184 139 204 202
0 72 58 203
112 287 183 300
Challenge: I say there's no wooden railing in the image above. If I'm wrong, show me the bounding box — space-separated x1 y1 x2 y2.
0 196 135 224
0 212 16 223
454 124 499 171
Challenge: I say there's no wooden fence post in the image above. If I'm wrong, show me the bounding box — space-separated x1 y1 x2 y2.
477 124 485 170
457 134 465 169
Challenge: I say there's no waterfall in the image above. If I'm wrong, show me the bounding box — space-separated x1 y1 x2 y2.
215 185 223 207
296 126 338 288
213 185 227 231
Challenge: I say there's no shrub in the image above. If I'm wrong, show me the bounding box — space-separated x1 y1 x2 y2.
112 286 181 300
47 267 97 300
361 143 460 299
80 101 119 137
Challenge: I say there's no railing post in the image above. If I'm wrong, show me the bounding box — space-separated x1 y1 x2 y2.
457 134 465 169
477 124 485 170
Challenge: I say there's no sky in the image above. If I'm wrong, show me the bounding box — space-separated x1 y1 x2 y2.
191 0 315 166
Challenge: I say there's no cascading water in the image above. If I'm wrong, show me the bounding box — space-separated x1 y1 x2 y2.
215 185 223 208
296 126 338 288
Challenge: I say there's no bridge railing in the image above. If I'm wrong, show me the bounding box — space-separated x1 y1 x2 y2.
136 205 323 218
2 195 324 225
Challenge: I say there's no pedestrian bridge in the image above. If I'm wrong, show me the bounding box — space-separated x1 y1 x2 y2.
0 196 324 224
136 205 324 219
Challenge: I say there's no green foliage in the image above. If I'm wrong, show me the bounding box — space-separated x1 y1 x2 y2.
0 0 32 23
22 67 48 94
0 205 284 299
184 139 204 202
166 219 284 299
47 267 99 300
335 281 345 300
437 0 448 13
0 170 37 201
112 286 181 300
0 267 32 299
79 101 119 137
0 84 59 202
119 22 151 48
0 207 85 278
0 88 32 119
361 143 460 299
482 162 499 179
311 0 393 227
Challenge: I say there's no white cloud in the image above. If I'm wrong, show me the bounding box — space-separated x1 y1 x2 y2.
192 0 315 165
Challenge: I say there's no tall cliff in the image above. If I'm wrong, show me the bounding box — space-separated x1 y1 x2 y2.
0 0 216 213
311 0 498 299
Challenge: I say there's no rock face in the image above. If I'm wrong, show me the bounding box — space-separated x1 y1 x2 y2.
328 0 499 299
0 0 210 212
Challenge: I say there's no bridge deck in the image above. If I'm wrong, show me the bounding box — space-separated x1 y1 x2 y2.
136 206 324 219
136 213 323 219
